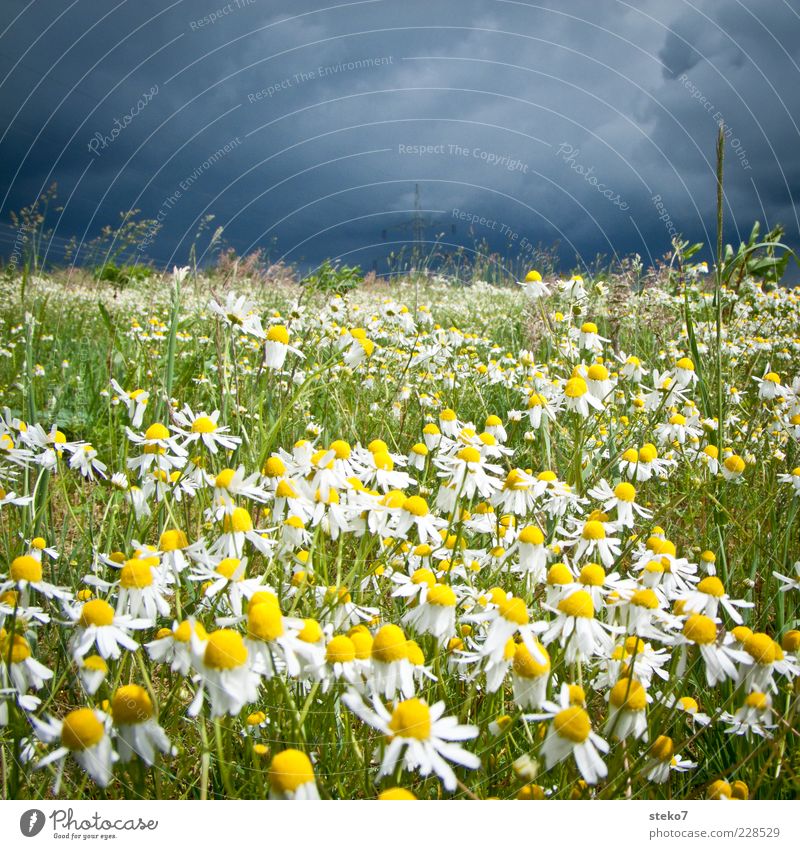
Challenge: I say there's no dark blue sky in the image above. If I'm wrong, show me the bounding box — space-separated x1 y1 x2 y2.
2 0 799 276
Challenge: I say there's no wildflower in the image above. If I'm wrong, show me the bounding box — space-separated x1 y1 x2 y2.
268 749 320 799
173 406 241 454
525 684 609 785
33 708 116 790
343 692 480 792
189 628 261 717
111 684 171 765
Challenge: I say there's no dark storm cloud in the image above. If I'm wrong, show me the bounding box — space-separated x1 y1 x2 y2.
1 0 799 275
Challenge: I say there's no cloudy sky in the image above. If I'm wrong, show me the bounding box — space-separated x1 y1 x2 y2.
1 0 799 276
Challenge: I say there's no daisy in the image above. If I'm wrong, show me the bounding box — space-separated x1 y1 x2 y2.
368 624 415 699
342 691 480 792
542 590 619 662
511 640 550 709
401 582 458 643
563 376 604 417
263 324 304 370
68 443 108 480
1 555 70 603
719 691 776 739
511 524 549 584
525 683 609 785
208 292 266 339
492 467 538 516
642 735 696 783
605 677 650 741
109 380 149 427
111 684 172 765
677 576 753 625
146 618 207 675
76 654 109 696
390 496 445 545
559 516 621 568
173 406 241 454
518 269 550 299
268 749 320 799
0 633 53 723
188 628 261 718
677 613 751 686
33 708 116 790
318 634 363 692
67 598 150 661
245 599 308 679
587 479 652 528
125 423 186 478
435 446 502 500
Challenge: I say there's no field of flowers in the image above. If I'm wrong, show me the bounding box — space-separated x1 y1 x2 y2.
0 263 798 800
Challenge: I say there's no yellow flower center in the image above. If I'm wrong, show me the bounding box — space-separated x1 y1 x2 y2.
120 560 154 589
614 482 636 502
456 446 481 464
269 749 314 793
326 635 356 664
518 525 544 545
372 624 408 663
724 455 745 474
743 632 776 665
565 377 588 398
247 604 284 642
610 678 647 711
267 325 290 344
683 614 717 645
630 588 659 609
263 456 286 477
112 684 154 724
579 563 605 586
744 691 769 710
144 423 169 441
191 416 217 434
79 599 115 628
223 507 253 533
215 557 243 580
403 495 429 516
547 563 572 585
498 596 529 625
553 706 591 743
298 619 322 643
582 520 606 540
378 787 417 800
10 555 42 584
159 528 188 551
512 642 550 678
61 708 105 750
650 735 674 761
215 468 236 489
587 364 609 381
558 590 594 619
389 698 431 740
697 576 725 598
204 629 248 669
427 583 456 607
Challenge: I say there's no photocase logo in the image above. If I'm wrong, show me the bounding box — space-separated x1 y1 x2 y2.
20 809 46 837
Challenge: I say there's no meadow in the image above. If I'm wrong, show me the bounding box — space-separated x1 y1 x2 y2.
0 251 798 800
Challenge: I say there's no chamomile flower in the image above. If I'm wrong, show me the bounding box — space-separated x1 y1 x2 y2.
68 599 150 661
189 628 261 717
111 684 172 765
525 684 609 785
268 749 320 799
33 708 116 790
342 691 480 792
173 406 241 454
